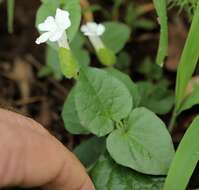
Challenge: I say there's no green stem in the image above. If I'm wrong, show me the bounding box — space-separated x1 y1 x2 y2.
168 108 177 133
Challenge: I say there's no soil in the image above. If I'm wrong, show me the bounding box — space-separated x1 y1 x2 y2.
0 0 198 189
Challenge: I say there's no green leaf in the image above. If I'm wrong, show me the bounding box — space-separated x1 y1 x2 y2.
175 1 199 111
163 115 199 190
62 87 89 135
7 0 15 33
137 81 174 115
115 51 130 72
153 0 168 66
105 68 140 107
74 137 106 168
70 33 90 67
107 107 175 175
75 67 133 137
90 153 165 190
36 0 81 49
46 46 63 80
178 86 199 114
101 22 131 53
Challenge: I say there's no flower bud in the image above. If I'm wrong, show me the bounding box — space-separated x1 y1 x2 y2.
58 48 79 79
96 48 116 66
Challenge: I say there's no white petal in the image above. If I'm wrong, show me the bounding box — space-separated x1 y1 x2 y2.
96 24 105 36
81 22 105 36
49 30 64 42
55 8 71 30
35 32 51 44
38 16 57 32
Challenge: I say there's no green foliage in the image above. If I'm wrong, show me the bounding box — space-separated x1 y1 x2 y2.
45 46 63 80
70 33 90 67
107 108 175 175
62 87 89 135
168 0 197 17
115 51 130 72
175 1 199 111
75 67 133 136
164 116 199 190
74 137 106 168
138 58 163 81
101 22 131 53
105 68 140 107
153 0 168 66
90 153 165 190
124 2 155 31
7 0 15 33
178 85 199 114
138 81 174 115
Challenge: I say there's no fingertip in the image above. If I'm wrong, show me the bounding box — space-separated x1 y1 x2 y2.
80 177 95 190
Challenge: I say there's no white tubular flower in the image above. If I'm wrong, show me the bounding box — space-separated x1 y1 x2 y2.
81 22 105 50
36 8 71 49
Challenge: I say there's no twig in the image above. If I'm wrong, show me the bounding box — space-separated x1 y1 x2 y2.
80 0 94 22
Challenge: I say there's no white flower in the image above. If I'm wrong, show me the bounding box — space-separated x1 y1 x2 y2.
81 22 105 50
81 22 105 36
36 8 71 46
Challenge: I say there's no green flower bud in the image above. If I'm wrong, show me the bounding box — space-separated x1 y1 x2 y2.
96 48 116 66
58 48 79 79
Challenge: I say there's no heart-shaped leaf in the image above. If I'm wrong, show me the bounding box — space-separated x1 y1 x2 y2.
62 87 89 135
75 67 133 137
101 22 131 53
107 107 175 175
90 153 165 190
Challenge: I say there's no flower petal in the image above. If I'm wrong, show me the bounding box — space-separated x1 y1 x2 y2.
35 32 51 44
38 16 57 32
81 22 105 36
97 24 105 36
55 8 71 30
49 30 64 42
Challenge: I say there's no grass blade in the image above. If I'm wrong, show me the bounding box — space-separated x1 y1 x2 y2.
175 1 199 111
7 0 15 33
164 116 199 190
153 0 168 66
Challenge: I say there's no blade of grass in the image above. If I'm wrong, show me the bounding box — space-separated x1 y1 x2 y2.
7 0 15 33
175 0 199 111
153 0 168 66
164 115 199 190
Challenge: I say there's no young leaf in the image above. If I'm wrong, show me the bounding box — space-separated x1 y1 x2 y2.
74 137 106 168
163 116 199 190
153 0 168 66
137 81 174 115
75 67 133 137
7 0 15 33
107 107 175 175
178 86 199 114
101 22 131 53
175 1 199 111
62 87 89 135
90 153 165 190
105 68 140 107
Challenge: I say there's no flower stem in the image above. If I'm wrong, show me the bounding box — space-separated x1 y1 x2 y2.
80 0 94 22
